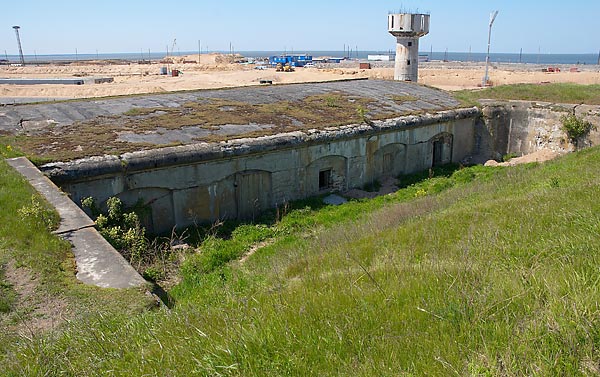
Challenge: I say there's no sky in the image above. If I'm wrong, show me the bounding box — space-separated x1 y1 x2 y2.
1 0 599 56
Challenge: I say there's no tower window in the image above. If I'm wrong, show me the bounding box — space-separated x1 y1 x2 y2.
408 41 412 47
407 60 411 65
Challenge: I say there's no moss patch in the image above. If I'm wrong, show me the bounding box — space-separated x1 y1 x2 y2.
7 92 437 162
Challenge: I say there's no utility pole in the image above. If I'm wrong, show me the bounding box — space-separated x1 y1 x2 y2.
519 48 522 63
483 10 499 87
12 26 25 65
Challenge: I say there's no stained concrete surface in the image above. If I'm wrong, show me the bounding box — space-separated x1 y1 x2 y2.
0 79 461 142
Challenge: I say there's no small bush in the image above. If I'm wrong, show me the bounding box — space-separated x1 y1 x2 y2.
324 96 338 108
503 152 519 162
560 114 595 147
143 266 164 282
18 195 58 231
82 197 148 265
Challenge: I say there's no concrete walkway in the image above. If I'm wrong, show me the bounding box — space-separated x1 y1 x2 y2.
6 157 146 289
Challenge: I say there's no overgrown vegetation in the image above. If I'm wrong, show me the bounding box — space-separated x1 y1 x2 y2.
5 93 382 162
0 268 15 314
453 83 600 107
0 142 154 350
503 152 520 162
2 90 456 163
81 196 187 284
561 113 596 148
5 137 600 373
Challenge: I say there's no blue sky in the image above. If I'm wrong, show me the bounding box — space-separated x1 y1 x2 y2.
1 0 598 55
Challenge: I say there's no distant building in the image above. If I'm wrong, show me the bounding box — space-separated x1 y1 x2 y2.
269 55 313 67
368 55 393 61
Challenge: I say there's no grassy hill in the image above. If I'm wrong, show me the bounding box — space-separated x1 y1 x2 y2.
2 140 600 375
453 83 600 107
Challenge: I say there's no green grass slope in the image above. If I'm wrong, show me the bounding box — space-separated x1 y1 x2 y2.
2 145 600 375
0 144 153 362
453 83 600 107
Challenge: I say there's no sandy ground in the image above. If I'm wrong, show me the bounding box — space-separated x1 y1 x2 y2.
1 53 599 100
484 149 562 167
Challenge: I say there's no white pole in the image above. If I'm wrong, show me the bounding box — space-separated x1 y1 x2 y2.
483 11 498 86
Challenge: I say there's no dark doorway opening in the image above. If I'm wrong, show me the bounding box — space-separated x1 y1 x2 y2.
319 169 332 190
432 140 444 167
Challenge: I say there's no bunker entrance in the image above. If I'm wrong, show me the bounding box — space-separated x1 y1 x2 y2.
235 170 272 220
431 133 453 167
433 140 444 166
319 169 332 190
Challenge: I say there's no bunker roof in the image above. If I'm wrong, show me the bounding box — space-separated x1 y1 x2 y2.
0 79 462 162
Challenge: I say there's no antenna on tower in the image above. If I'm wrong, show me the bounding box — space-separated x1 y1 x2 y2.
12 26 25 65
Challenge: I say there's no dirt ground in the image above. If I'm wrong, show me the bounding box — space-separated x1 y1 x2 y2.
2 260 69 335
1 53 599 100
484 149 562 167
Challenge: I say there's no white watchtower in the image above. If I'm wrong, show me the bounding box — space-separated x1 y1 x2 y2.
388 13 430 82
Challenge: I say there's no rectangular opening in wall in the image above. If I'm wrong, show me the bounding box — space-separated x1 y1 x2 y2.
433 140 444 167
407 59 411 65
408 41 412 47
319 169 332 190
383 153 393 173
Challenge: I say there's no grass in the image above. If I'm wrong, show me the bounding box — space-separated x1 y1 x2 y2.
2 90 457 163
4 135 600 374
0 141 154 353
453 83 600 107
1 93 379 162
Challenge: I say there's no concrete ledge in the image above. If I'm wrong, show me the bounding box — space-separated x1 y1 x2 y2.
6 157 94 234
6 157 146 288
61 227 147 288
41 107 481 183
0 78 85 85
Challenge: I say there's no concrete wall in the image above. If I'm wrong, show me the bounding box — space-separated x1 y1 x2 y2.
478 101 600 160
37 101 600 234
43 108 478 233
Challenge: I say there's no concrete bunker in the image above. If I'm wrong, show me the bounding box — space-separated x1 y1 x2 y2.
44 107 479 234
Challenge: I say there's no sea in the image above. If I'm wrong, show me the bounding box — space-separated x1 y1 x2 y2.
2 51 599 66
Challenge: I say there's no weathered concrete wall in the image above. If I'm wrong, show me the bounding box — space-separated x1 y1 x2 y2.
42 108 478 233
479 100 600 160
